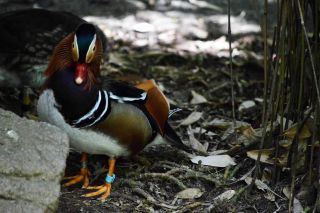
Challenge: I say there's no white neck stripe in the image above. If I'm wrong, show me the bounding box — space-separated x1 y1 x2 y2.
74 90 101 124
85 90 109 127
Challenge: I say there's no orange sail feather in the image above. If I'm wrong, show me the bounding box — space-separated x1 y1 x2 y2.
136 80 170 135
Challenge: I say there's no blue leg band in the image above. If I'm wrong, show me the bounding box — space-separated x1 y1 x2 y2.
105 174 116 183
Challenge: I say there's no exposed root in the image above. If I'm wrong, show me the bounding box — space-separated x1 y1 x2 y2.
137 172 187 190
177 202 203 213
182 171 220 186
133 188 179 210
164 167 221 186
119 179 144 188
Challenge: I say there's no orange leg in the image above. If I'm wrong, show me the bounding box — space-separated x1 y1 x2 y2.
63 153 91 188
83 158 116 201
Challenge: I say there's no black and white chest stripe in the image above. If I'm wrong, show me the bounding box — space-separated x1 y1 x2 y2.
72 90 110 128
71 90 147 128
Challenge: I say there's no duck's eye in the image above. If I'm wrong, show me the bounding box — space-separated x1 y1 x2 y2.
93 46 96 51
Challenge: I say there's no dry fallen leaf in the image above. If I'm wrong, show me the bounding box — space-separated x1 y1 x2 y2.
278 139 292 148
243 177 284 200
283 123 311 140
244 177 270 192
180 112 203 126
238 100 256 112
191 155 236 167
191 127 207 134
262 168 272 184
239 125 257 139
190 90 208 104
208 118 231 129
188 128 208 153
208 150 228 155
264 191 275 201
254 97 263 103
214 190 236 201
275 152 288 166
283 187 303 213
176 188 203 199
206 131 218 137
246 149 274 165
190 127 217 137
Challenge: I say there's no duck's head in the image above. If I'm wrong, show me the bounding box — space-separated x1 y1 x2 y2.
72 23 98 85
45 23 103 87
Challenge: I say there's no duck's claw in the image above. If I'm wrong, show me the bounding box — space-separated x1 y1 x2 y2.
63 167 91 188
83 158 116 202
83 183 112 201
63 153 90 188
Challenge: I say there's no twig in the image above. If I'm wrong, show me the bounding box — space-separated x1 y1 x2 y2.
152 160 183 169
210 82 229 94
226 166 255 186
232 186 248 201
273 202 282 213
162 166 220 186
182 171 220 186
138 173 187 190
133 188 178 210
119 179 144 188
166 168 184 175
151 161 221 186
176 202 203 213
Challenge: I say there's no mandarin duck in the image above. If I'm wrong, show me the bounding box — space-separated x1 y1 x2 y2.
37 23 188 201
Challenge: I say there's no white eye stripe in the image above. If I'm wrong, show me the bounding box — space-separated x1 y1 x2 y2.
86 34 96 63
73 34 79 60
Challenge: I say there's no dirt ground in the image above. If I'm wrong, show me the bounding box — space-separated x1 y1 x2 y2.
1 0 291 212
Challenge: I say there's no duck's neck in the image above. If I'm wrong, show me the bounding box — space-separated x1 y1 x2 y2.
46 68 100 122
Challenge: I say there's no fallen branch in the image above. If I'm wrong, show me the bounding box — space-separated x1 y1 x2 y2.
182 171 220 186
138 173 187 190
177 202 203 213
152 162 221 186
133 188 178 210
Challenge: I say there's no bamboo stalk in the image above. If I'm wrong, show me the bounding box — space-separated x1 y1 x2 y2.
296 0 320 106
227 0 237 144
